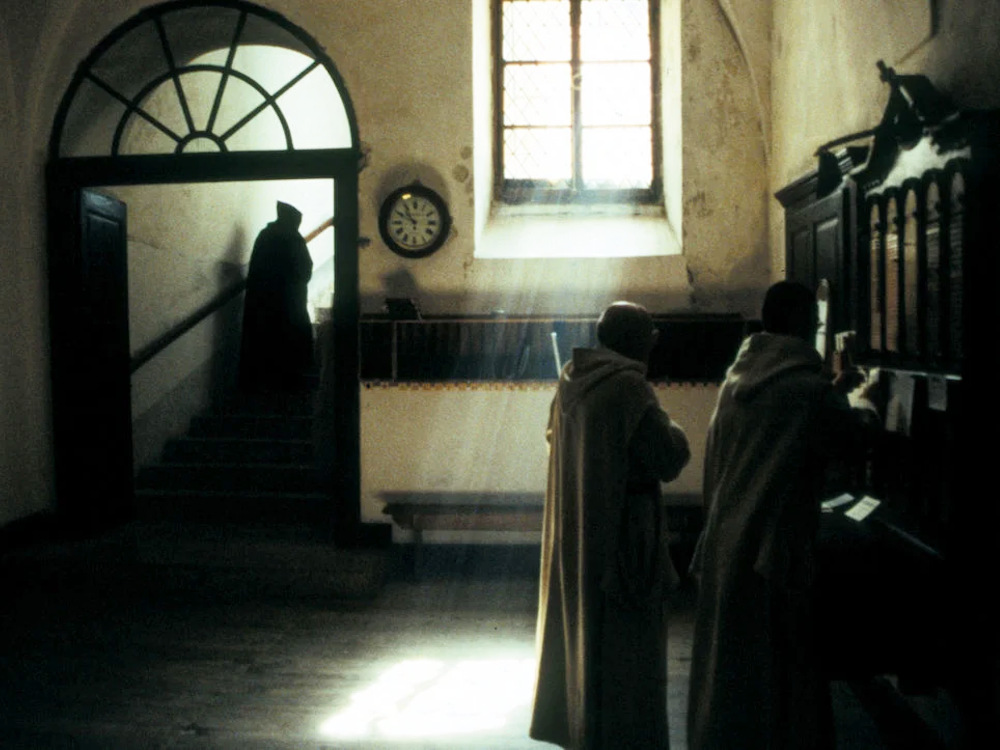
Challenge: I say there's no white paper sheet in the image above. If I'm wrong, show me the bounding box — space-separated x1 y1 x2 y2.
845 495 881 522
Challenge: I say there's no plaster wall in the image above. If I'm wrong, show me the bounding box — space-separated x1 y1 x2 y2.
361 382 718 542
0 0 770 527
110 179 334 468
769 1 1000 281
0 2 61 526
680 0 769 315
110 179 335 359
349 0 769 319
472 0 494 245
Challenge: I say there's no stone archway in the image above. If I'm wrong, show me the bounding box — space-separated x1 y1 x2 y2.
47 0 364 542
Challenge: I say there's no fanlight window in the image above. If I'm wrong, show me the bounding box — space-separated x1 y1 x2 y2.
56 2 353 157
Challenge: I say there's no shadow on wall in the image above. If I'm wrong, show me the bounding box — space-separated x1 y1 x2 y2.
687 248 772 317
382 268 421 306
210 223 249 406
130 223 253 470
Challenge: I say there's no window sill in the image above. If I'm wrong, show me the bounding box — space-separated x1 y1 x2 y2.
476 204 680 260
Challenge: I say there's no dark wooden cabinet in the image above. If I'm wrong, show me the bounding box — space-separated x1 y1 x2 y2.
775 148 869 361
777 66 1000 724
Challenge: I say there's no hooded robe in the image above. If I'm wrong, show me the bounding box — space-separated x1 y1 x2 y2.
687 333 878 750
239 207 314 390
530 347 690 750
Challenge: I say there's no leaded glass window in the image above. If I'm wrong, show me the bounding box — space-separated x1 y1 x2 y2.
498 0 660 203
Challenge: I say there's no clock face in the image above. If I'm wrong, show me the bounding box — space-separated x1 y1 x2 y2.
379 185 451 258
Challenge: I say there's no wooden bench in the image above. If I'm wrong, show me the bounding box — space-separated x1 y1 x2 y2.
381 492 544 578
380 491 703 579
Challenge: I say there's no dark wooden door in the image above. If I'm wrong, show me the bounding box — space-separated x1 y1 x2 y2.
52 190 133 528
775 155 870 346
785 189 849 333
49 150 366 542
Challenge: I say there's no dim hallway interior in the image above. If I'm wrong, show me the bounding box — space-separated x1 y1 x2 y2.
1 1 997 748
1 524 954 750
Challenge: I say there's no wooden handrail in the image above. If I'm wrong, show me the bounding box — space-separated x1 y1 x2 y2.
304 216 333 244
130 280 247 374
129 217 335 374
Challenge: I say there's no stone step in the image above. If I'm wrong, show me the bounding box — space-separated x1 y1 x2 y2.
189 413 313 440
135 488 330 525
162 436 315 465
137 462 321 493
218 386 318 417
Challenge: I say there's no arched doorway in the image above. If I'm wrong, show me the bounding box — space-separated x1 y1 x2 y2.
47 0 363 542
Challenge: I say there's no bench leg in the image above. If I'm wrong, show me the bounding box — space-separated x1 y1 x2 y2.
412 527 423 582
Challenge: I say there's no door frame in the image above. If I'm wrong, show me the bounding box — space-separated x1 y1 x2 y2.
47 149 362 539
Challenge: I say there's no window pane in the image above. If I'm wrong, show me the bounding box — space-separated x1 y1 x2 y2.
504 63 572 126
581 62 651 126
498 0 658 200
581 0 650 61
89 20 171 101
61 78 129 157
503 0 571 62
222 105 288 152
505 127 572 182
160 6 247 66
119 115 183 156
581 126 652 189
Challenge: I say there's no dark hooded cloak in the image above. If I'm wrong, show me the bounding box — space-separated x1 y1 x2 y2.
688 332 878 750
239 202 314 390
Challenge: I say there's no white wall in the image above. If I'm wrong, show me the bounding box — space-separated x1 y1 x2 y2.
362 382 718 543
113 180 336 355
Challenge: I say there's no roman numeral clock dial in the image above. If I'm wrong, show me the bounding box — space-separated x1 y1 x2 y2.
378 184 452 258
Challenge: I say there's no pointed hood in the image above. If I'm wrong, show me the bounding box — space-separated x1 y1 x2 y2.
724 332 822 402
276 201 302 228
560 347 647 409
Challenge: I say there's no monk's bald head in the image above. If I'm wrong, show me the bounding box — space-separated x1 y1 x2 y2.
597 301 657 363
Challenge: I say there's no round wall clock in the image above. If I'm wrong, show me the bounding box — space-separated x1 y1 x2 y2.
378 184 452 258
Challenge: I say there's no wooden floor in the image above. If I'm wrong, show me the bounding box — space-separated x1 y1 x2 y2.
0 525 925 749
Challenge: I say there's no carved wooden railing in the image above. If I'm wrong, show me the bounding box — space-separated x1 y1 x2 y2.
359 313 747 383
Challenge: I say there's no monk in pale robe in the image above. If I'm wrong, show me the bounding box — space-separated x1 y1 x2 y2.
688 281 879 750
530 301 691 750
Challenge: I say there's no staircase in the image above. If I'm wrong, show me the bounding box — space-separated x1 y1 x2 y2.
129 385 388 599
136 388 327 526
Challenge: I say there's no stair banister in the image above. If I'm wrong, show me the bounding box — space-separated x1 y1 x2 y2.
130 216 336 374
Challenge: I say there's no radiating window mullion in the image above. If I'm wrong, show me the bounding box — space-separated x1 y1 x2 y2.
153 16 197 135
206 10 247 134
86 72 183 154
219 60 319 147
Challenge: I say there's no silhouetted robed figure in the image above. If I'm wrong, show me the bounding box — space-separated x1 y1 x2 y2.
239 201 314 392
531 301 691 750
687 281 879 750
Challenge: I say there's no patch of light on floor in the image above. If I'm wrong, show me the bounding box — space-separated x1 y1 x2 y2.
319 651 536 741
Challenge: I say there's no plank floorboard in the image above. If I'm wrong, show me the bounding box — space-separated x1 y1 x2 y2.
0 530 895 749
